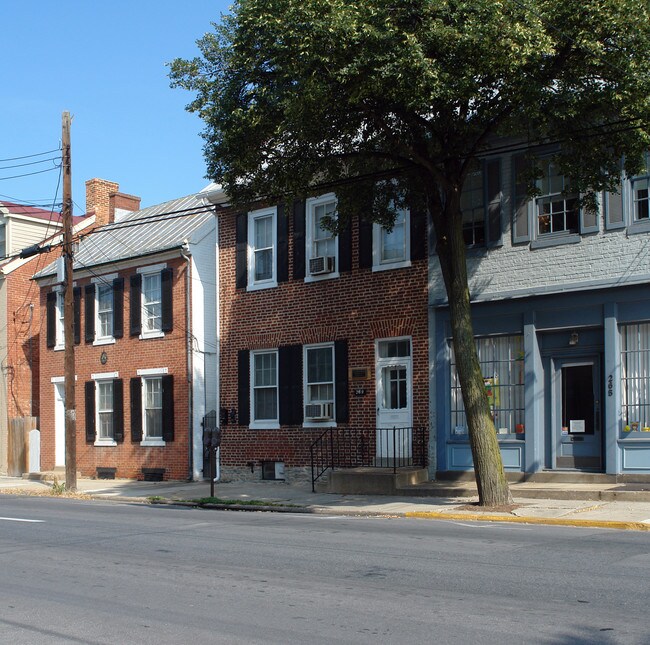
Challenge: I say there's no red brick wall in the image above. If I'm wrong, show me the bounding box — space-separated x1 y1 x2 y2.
219 209 429 475
38 256 191 480
4 252 55 420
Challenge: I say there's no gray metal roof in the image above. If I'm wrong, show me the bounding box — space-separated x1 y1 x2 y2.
35 192 214 279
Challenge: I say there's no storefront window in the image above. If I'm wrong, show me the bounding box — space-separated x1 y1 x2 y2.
620 323 650 432
450 335 525 436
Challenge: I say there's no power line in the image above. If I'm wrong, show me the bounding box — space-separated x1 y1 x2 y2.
0 147 61 163
0 166 61 181
0 155 61 171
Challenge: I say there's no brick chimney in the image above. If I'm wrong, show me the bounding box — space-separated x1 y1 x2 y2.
85 178 140 226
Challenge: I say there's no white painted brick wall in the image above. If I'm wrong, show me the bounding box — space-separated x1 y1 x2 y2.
430 154 650 303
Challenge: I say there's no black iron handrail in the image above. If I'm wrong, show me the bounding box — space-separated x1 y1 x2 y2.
310 426 427 492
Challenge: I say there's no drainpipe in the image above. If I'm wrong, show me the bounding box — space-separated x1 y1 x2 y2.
180 242 193 481
214 218 221 482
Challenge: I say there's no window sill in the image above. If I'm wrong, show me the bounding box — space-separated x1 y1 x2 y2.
530 233 580 250
627 220 650 235
249 422 280 430
372 259 411 273
140 439 166 447
303 420 336 429
94 439 117 447
54 344 65 352
139 331 165 340
93 337 116 347
246 280 278 292
304 272 340 284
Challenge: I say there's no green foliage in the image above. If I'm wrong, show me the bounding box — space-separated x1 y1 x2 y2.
170 0 650 223
50 477 66 495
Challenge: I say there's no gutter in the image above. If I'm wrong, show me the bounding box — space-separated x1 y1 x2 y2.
180 243 193 481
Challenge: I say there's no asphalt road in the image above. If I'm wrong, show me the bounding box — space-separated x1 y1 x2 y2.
0 496 648 645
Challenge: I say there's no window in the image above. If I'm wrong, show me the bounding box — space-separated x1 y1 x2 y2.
631 152 650 222
306 194 338 278
96 283 113 339
621 323 650 432
130 266 172 338
130 371 174 444
142 273 161 334
85 375 123 445
372 208 410 270
0 223 5 258
97 381 114 440
450 336 525 436
143 377 163 439
250 350 279 426
56 291 65 348
461 170 486 246
304 344 335 422
536 160 579 236
247 207 277 289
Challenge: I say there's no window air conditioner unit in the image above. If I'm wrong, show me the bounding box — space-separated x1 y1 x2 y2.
309 255 335 275
305 402 333 421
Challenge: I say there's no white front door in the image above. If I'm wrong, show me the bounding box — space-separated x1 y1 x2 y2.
376 338 412 464
54 383 65 467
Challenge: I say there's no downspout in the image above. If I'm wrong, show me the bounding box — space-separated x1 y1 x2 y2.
180 242 193 481
27 304 34 416
214 216 221 481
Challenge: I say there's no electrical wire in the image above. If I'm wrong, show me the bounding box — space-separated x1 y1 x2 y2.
0 148 61 163
0 166 61 181
0 155 61 171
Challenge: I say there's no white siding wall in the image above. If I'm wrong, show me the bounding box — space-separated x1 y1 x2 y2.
8 218 62 256
0 278 8 474
430 154 650 303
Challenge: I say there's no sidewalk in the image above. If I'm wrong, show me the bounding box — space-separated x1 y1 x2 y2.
1 475 650 530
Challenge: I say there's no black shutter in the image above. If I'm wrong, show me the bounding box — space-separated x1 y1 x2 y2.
46 291 57 348
338 216 352 272
293 199 306 279
85 380 95 443
358 217 373 269
84 284 95 343
235 213 248 289
161 268 173 332
238 349 250 426
335 340 349 423
129 274 141 336
113 379 124 442
113 277 124 338
410 210 427 260
130 377 142 442
279 344 302 425
277 203 289 283
289 344 303 424
162 375 174 442
73 286 81 345
512 154 531 243
486 159 502 244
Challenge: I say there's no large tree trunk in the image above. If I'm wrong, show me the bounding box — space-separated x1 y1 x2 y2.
432 190 512 506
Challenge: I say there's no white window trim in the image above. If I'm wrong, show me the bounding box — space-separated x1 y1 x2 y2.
137 367 168 376
302 342 336 429
94 378 117 447
93 276 116 346
249 349 280 429
247 206 277 291
372 209 411 272
53 288 65 351
305 193 340 283
141 374 165 446
138 266 165 340
51 375 77 383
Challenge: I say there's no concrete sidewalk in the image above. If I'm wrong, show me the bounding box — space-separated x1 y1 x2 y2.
1 475 650 530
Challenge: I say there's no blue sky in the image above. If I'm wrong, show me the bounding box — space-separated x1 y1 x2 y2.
1 1 231 214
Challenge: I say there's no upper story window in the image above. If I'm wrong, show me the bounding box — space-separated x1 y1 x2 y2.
461 170 487 246
97 284 113 338
247 207 277 290
306 194 338 279
0 223 5 258
47 286 80 350
372 208 411 271
85 275 123 345
56 290 65 349
131 264 172 339
250 350 279 427
536 161 579 236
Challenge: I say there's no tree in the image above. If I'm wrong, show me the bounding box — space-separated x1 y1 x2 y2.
170 0 650 506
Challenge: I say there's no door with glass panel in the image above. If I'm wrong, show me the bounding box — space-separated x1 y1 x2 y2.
553 357 602 470
375 338 412 465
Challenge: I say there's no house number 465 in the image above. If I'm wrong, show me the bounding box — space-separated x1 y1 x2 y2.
607 375 613 397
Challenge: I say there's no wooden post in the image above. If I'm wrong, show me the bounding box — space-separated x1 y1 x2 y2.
62 111 77 492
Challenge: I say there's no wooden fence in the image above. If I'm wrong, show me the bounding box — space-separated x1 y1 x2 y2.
7 416 38 476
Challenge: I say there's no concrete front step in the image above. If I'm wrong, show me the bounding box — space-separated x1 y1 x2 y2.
23 470 81 482
328 467 428 495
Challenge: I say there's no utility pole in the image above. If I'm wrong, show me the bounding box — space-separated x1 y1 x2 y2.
62 111 77 492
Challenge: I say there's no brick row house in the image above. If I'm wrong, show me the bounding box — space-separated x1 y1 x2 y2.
208 187 430 484
0 202 92 474
34 180 218 480
431 149 650 478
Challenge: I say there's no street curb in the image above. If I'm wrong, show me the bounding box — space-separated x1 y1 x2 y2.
404 511 650 531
